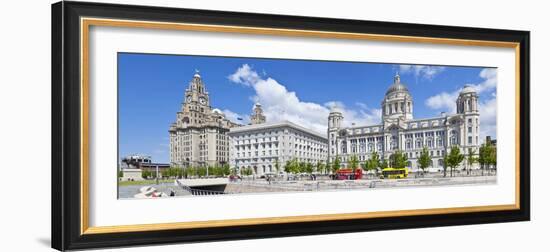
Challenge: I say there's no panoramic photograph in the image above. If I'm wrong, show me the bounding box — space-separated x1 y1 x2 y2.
117 53 498 199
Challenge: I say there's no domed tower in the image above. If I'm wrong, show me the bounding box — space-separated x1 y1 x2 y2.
456 85 478 114
328 106 344 162
381 73 413 122
457 85 480 147
250 103 266 125
328 106 343 129
184 70 210 107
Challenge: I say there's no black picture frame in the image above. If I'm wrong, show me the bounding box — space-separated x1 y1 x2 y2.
52 1 530 251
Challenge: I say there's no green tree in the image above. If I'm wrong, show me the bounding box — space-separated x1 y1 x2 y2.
444 146 464 177
478 142 496 176
141 169 150 179
349 154 359 169
332 155 341 173
325 160 332 175
222 163 231 176
118 170 123 178
148 170 157 179
197 167 207 177
284 158 300 174
467 148 477 175
299 162 307 173
210 166 220 177
417 147 431 174
241 167 253 176
316 161 325 174
230 167 238 176
187 167 196 177
380 159 389 170
492 145 497 172
389 150 409 168
284 160 292 173
305 163 314 174
367 152 380 175
163 168 171 178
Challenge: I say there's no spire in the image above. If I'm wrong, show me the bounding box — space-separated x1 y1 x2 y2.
394 72 400 83
188 69 205 93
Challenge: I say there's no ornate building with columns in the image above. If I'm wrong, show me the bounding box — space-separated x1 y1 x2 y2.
169 71 240 168
328 74 480 171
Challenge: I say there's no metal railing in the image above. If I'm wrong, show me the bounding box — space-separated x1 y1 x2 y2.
175 180 228 196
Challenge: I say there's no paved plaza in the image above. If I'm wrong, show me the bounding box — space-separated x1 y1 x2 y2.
118 172 497 199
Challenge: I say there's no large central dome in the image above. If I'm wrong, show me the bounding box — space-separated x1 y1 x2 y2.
385 73 409 95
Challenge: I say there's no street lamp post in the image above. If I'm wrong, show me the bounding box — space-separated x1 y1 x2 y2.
443 149 447 177
155 165 159 185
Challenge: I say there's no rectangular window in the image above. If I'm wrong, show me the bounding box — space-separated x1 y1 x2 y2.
468 136 472 144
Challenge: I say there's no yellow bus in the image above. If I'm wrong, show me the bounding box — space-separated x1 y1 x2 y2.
380 167 408 179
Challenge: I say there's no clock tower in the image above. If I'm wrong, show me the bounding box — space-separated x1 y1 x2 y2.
177 70 212 128
169 70 240 168
184 70 210 106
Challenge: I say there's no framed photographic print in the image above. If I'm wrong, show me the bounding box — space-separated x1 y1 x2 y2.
51 1 530 251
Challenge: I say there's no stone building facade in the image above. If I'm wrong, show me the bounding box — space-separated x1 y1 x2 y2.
228 119 328 175
169 71 240 167
328 74 480 171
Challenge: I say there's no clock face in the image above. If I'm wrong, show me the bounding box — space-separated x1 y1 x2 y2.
199 97 206 104
186 95 192 101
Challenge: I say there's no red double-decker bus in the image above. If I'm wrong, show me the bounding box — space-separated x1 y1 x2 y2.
335 168 363 180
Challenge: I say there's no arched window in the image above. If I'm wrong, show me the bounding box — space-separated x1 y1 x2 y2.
415 139 423 149
341 141 347 154
427 138 433 148
437 159 443 167
406 140 412 150
450 130 458 145
390 136 398 150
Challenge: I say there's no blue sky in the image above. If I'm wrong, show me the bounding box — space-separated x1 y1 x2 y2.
119 53 497 163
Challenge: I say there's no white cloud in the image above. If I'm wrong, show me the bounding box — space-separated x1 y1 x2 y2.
425 68 497 113
399 65 445 80
227 64 260 86
425 91 459 113
222 109 250 125
227 64 381 134
424 68 498 138
473 68 497 93
478 98 497 139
